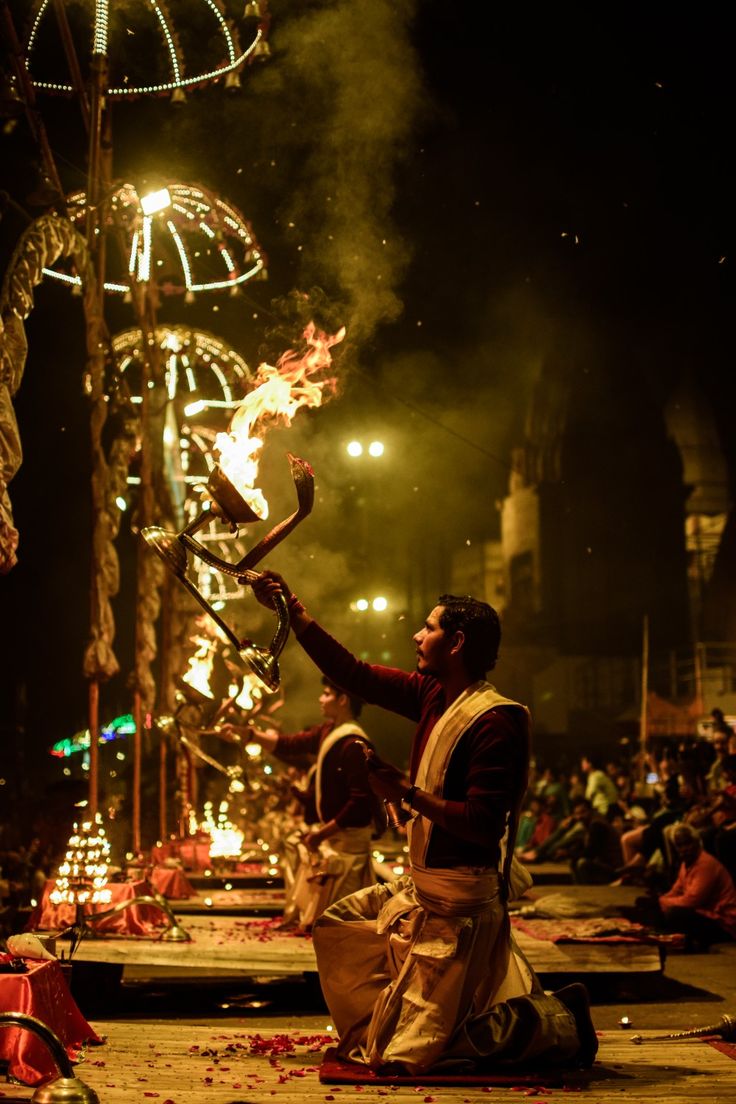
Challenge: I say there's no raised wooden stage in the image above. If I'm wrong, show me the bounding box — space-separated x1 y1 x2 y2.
64 880 663 978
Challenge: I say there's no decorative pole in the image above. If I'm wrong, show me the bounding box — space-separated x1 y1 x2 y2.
82 4 111 819
639 613 649 783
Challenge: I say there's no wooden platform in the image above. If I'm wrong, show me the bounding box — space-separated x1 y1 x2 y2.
173 889 286 916
187 872 284 890
518 860 574 884
4 1020 735 1103
67 912 663 977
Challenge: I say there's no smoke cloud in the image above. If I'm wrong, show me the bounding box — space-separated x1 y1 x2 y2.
266 0 424 341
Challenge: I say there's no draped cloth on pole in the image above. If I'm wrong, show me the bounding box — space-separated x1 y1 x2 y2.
0 215 92 572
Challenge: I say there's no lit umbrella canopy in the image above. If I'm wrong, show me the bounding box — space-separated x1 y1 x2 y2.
43 182 267 296
112 323 255 602
25 0 269 98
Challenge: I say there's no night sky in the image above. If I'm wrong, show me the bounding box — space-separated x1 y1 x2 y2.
1 2 735 825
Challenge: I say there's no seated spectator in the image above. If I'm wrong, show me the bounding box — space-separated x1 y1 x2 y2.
565 798 624 885
711 707 735 748
535 766 570 818
616 775 692 884
676 738 708 801
614 768 636 811
518 812 584 865
581 755 619 817
655 825 736 950
706 736 730 794
697 754 736 881
567 770 585 804
685 754 736 831
515 795 556 853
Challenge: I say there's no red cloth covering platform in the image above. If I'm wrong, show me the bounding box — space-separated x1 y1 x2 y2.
319 1048 569 1086
0 955 102 1086
26 878 166 936
151 837 212 871
150 864 196 899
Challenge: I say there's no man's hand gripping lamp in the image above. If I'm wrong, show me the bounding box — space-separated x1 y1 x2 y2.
142 453 314 691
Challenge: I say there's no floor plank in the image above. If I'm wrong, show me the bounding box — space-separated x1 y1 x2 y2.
4 1020 734 1103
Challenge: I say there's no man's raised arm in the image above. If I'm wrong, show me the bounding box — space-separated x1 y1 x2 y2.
252 570 423 722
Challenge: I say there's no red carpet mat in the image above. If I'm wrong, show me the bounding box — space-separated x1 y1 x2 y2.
319 1048 570 1086
708 1039 736 1060
511 915 682 946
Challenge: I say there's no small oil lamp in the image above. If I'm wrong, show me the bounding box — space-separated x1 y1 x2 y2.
142 452 314 690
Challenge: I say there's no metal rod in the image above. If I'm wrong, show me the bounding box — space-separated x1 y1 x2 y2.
132 690 142 855
0 1 67 205
88 681 99 818
51 0 90 127
159 730 167 842
0 1012 74 1078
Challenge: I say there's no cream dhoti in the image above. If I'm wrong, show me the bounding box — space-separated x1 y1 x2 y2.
313 862 580 1072
288 826 375 930
313 680 580 1072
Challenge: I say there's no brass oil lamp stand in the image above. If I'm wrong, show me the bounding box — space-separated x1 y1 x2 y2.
142 453 314 691
62 890 191 960
0 1011 99 1102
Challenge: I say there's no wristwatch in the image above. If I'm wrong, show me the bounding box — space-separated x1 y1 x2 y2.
401 784 418 812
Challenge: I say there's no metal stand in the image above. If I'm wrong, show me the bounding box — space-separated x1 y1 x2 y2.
61 894 191 958
0 1011 99 1102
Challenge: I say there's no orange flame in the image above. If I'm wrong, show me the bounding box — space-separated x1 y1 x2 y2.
214 322 345 518
181 632 217 700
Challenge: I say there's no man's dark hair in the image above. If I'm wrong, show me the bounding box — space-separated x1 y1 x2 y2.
437 594 501 678
322 676 364 718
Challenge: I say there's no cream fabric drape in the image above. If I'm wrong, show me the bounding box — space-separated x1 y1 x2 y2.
313 684 578 1073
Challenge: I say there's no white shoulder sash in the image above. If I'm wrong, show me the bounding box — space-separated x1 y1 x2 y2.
409 682 528 867
315 722 367 822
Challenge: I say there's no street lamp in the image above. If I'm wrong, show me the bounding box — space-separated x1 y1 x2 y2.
352 596 389 612
345 439 385 458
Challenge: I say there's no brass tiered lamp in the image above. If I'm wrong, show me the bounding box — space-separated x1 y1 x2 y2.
142 452 313 691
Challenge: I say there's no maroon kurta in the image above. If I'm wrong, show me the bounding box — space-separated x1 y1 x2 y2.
275 721 374 828
298 621 529 868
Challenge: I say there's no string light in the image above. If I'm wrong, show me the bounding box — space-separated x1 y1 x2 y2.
25 0 267 98
42 182 266 296
93 0 109 56
150 0 182 86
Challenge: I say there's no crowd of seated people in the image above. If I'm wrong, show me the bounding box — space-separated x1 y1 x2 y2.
516 714 736 949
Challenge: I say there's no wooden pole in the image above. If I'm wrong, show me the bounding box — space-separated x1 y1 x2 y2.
132 690 143 855
159 732 167 842
695 642 704 712
639 614 649 779
88 681 99 817
84 51 109 818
